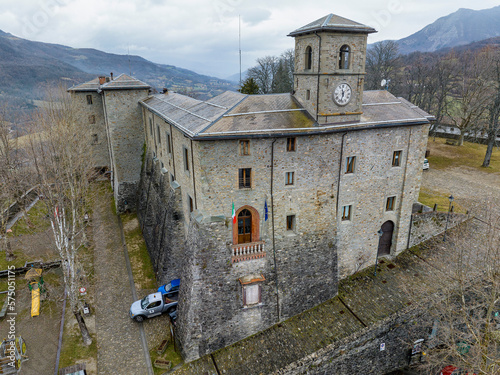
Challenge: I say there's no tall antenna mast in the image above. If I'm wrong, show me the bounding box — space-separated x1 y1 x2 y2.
239 15 242 86
128 45 131 76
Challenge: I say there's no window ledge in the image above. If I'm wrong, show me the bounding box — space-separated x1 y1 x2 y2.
242 303 264 310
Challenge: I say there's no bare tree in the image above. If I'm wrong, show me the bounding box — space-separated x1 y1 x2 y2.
248 55 279 94
483 49 500 168
0 105 29 260
445 50 491 146
365 40 401 90
412 203 500 375
27 87 95 345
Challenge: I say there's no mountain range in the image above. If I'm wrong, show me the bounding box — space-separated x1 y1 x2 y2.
394 5 500 54
0 30 236 104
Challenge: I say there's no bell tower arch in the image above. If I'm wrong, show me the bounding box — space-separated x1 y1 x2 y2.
288 14 376 124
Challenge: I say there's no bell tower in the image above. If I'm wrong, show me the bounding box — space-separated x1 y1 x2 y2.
289 14 376 124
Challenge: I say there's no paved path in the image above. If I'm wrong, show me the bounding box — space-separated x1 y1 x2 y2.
93 190 149 375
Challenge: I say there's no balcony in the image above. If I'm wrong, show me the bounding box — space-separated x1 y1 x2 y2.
231 241 266 263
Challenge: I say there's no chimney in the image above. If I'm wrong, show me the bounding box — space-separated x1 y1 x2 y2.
162 88 169 94
98 76 106 85
110 72 114 80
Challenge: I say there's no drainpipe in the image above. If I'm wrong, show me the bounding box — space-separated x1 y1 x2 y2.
336 132 348 215
270 138 280 321
401 127 413 249
190 139 197 209
314 32 322 122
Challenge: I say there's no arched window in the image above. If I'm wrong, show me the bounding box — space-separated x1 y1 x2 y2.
305 46 312 70
339 45 350 69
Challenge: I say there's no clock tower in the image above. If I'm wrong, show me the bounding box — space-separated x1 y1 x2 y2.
289 14 376 124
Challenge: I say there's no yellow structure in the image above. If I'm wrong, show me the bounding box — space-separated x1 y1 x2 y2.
25 268 43 318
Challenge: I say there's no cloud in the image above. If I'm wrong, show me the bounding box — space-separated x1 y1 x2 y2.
2 0 500 78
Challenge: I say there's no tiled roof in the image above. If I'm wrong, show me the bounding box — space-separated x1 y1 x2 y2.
141 91 246 136
288 14 376 36
68 73 150 92
68 77 101 92
140 89 433 139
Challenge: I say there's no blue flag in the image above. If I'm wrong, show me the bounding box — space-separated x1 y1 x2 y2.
264 200 268 221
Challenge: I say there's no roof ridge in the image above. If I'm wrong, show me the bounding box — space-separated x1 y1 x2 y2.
322 14 334 27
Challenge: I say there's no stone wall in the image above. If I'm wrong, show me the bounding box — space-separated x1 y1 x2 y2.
103 89 149 212
273 307 430 375
137 152 186 283
337 124 428 277
409 211 469 248
70 91 110 168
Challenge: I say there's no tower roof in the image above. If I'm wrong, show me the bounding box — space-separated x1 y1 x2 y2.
288 14 376 36
68 73 150 92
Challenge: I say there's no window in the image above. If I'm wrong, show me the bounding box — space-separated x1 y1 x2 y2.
345 156 356 174
386 196 396 211
244 284 260 306
341 205 352 221
305 46 312 70
287 137 296 152
147 301 161 309
188 195 194 212
239 274 265 307
339 45 350 69
183 147 189 171
306 89 310 100
157 126 161 145
86 95 93 105
239 168 251 189
240 140 250 155
92 134 98 144
170 173 175 183
166 132 172 154
89 115 96 124
286 215 295 231
392 150 402 167
285 172 294 186
149 118 153 135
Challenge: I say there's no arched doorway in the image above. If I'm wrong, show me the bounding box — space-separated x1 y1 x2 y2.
238 209 252 244
377 221 394 256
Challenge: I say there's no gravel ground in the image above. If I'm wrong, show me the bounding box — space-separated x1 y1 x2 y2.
421 165 500 215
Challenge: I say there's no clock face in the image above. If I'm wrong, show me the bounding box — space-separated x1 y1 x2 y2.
333 83 352 106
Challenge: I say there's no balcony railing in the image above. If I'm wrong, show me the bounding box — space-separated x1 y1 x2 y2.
231 241 265 263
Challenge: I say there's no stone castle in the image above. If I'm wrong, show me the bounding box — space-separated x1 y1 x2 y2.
69 14 433 361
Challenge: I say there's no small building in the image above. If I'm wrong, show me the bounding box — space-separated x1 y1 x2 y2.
70 13 433 362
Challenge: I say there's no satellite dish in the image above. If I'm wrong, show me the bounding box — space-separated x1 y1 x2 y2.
381 79 387 87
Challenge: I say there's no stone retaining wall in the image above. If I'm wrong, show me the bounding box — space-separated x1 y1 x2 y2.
409 211 468 248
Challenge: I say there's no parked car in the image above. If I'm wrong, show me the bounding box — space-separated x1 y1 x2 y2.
158 278 180 298
129 292 177 322
423 158 429 170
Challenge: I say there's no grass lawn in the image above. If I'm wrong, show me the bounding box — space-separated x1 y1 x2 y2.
121 213 156 291
418 137 500 212
426 137 500 172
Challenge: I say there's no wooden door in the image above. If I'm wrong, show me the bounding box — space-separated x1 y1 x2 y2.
238 209 252 244
377 221 394 256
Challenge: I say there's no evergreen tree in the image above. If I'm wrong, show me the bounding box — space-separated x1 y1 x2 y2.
238 78 260 94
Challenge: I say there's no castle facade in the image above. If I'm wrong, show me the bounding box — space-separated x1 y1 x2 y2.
70 14 433 361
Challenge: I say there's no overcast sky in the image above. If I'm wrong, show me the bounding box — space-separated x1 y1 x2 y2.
1 0 499 79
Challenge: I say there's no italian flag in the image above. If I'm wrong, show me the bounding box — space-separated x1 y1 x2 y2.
232 202 236 224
